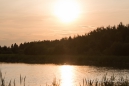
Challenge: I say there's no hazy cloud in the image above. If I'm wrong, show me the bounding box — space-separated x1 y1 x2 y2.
0 0 129 46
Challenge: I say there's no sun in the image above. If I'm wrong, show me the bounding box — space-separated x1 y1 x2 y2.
54 0 81 23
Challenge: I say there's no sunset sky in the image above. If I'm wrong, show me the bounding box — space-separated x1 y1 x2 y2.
0 0 129 46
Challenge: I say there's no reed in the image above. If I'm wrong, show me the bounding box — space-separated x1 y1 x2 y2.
47 75 129 86
0 70 129 86
0 70 26 86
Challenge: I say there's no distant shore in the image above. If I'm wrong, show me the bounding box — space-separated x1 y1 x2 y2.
0 54 129 69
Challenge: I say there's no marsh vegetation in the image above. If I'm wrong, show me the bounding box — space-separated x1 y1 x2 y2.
0 70 129 86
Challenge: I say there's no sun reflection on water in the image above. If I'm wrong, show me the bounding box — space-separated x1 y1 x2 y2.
60 65 74 86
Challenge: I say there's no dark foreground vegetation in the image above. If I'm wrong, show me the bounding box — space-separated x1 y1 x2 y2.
0 22 129 68
51 75 129 86
0 71 129 86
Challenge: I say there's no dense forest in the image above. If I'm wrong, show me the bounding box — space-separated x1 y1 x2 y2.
0 22 129 56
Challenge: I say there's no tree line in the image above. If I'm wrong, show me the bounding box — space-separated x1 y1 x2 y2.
0 22 129 56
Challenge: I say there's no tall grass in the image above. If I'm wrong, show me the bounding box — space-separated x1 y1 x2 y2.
0 70 129 86
47 74 129 86
0 70 26 86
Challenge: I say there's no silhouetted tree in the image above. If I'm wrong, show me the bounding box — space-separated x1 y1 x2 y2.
12 43 19 54
0 22 129 56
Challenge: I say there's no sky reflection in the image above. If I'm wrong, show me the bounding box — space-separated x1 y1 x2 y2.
60 65 74 86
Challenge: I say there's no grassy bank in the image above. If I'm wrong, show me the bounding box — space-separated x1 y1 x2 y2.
0 54 129 69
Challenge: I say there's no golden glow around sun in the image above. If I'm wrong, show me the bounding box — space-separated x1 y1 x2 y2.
54 0 81 23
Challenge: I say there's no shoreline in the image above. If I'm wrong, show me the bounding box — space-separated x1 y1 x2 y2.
0 54 129 69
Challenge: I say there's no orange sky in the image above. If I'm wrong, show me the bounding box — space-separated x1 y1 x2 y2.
0 0 129 46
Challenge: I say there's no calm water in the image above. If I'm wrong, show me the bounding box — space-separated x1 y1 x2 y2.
0 63 129 86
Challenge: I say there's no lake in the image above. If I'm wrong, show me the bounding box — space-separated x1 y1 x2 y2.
0 63 129 86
